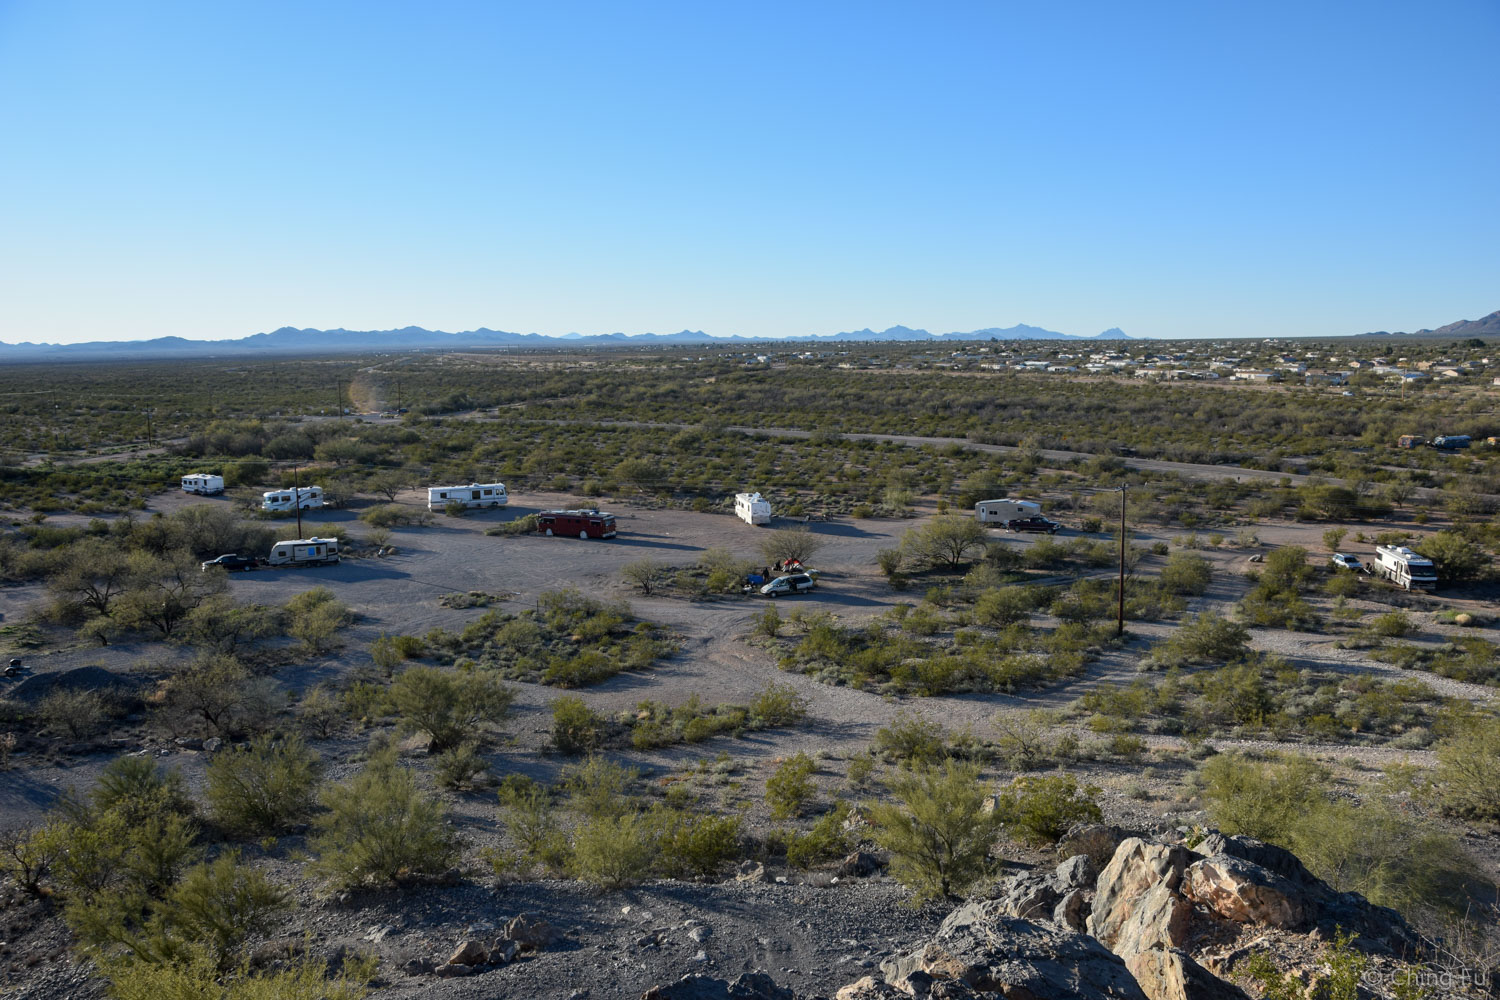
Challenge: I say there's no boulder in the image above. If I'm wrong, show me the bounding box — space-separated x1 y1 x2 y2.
838 850 885 878
735 860 770 883
489 938 520 964
1109 880 1192 959
433 962 474 978
1053 888 1089 933
879 905 1148 1000
1088 839 1192 950
1052 854 1096 892
1183 856 1306 929
503 912 558 951
446 939 488 966
990 870 1060 921
835 978 904 1000
1124 948 1249 1000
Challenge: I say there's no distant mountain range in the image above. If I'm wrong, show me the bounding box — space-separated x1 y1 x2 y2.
0 323 1133 360
1360 310 1500 338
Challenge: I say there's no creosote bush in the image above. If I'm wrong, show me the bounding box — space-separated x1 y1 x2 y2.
991 773 1103 847
311 747 462 887
868 760 1001 903
205 734 321 837
388 665 516 752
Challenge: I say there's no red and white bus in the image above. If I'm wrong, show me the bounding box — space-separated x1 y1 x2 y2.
536 509 617 539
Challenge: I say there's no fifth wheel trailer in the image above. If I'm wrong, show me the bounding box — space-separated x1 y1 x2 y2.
181 473 224 495
974 498 1041 524
735 492 772 525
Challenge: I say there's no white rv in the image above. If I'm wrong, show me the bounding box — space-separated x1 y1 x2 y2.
428 482 508 511
735 492 772 526
1373 545 1437 591
181 473 224 495
261 486 324 512
267 536 341 567
974 498 1042 524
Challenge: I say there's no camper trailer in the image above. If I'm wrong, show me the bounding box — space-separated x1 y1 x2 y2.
427 482 508 511
267 537 341 567
261 486 324 512
974 498 1042 525
1373 545 1437 591
734 492 772 526
181 473 224 495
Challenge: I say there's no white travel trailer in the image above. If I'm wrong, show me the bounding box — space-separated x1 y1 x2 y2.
1373 545 1437 591
428 482 508 511
261 486 324 512
734 492 772 526
181 473 224 495
267 536 341 567
974 498 1042 524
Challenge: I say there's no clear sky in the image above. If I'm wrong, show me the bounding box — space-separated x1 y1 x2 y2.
1 1 1496 344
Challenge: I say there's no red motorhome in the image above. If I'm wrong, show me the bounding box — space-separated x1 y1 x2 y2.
536 509 617 539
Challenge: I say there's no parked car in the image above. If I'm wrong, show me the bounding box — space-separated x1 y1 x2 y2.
1005 516 1061 534
201 553 263 572
760 573 817 597
1329 553 1363 572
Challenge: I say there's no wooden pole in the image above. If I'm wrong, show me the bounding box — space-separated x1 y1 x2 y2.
1117 484 1127 637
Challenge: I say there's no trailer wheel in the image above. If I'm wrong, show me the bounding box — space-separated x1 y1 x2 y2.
545 528 553 536
579 530 589 540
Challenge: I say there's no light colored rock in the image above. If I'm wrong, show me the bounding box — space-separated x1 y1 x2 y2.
834 976 903 1000
735 861 770 883
1088 838 1193 949
202 737 222 752
432 962 473 978
489 937 519 964
1184 856 1305 928
1125 947 1249 1000
1109 880 1192 959
503 912 558 951
447 939 488 966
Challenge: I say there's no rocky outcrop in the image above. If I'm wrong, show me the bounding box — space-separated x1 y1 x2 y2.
878 905 1148 999
825 830 1423 1000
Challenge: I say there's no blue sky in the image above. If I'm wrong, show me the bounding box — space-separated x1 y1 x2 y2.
1 1 1495 343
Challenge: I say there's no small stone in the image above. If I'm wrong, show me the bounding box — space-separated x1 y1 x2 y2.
202 737 223 752
689 950 709 963
362 924 396 943
400 958 431 976
688 925 711 943
432 962 474 978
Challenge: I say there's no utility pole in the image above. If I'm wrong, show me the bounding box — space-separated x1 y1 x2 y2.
334 380 342 418
1117 484 1128 637
294 464 303 539
396 379 402 413
143 409 153 447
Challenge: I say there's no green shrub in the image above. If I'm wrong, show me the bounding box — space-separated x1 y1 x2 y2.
785 806 850 870
432 741 489 791
1149 612 1250 667
205 734 321 837
868 760 1000 902
569 812 656 889
564 756 636 820
551 696 607 755
872 709 948 764
972 587 1031 628
38 688 112 739
1368 611 1414 638
389 666 515 752
1430 714 1500 821
992 773 1102 846
101 948 372 1000
285 587 353 654
1159 552 1211 595
310 751 461 887
749 682 809 728
652 809 742 877
766 753 818 819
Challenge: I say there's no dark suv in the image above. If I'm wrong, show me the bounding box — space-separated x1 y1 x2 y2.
201 553 263 572
1005 516 1061 534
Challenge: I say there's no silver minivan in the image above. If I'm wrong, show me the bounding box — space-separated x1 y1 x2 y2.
760 573 816 597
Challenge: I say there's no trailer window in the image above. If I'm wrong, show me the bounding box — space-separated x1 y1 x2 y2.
472 490 481 499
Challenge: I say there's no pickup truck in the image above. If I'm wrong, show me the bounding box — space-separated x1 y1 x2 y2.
200 553 264 572
1005 516 1061 534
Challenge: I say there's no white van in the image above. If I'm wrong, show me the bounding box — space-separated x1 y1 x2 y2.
262 486 324 512
734 492 772 526
974 498 1041 524
267 536 341 567
181 473 224 495
428 482 508 511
